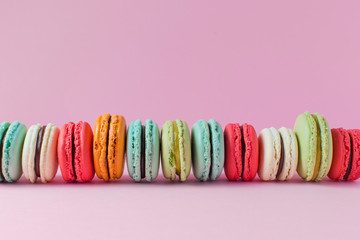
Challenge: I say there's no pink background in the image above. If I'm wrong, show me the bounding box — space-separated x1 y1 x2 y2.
0 1 359 239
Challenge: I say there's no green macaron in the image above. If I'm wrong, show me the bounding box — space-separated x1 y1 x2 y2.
293 112 332 181
126 119 160 182
191 119 224 181
1 121 27 183
161 119 191 182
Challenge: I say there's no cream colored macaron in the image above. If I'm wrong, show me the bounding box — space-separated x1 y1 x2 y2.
258 127 298 181
22 123 59 183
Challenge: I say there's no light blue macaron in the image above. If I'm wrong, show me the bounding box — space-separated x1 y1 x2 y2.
127 119 160 182
1 121 27 183
0 122 11 182
191 119 224 181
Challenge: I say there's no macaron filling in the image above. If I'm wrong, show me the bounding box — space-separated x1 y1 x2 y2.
276 134 285 178
344 133 353 180
0 126 10 181
71 126 77 180
208 123 213 178
140 125 146 179
239 125 246 178
34 125 46 178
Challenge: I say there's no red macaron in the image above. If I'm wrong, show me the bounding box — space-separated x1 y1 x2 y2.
328 128 360 181
58 121 95 182
224 123 259 181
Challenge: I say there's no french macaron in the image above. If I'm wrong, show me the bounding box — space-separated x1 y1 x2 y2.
0 121 27 183
93 114 126 182
328 128 360 181
22 123 60 183
127 119 160 182
161 119 191 182
293 112 332 181
58 121 94 182
258 127 298 181
191 119 224 181
224 123 259 181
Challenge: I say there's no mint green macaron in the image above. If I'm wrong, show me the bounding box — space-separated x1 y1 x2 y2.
191 119 224 181
1 121 27 183
126 119 160 182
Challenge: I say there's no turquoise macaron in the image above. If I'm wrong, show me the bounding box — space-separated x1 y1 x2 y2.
0 121 27 183
191 119 225 181
126 119 160 182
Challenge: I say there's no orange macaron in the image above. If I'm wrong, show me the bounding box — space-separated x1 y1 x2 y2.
93 113 126 181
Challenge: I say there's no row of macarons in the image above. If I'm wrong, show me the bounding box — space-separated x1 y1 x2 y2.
0 111 357 183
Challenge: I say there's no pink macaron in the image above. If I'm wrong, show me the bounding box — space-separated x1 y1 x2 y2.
57 121 94 182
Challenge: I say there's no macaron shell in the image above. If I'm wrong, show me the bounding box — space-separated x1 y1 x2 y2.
174 119 191 182
161 121 176 180
328 128 350 180
258 127 280 181
347 129 360 180
2 121 27 182
310 115 322 181
241 123 259 181
208 119 224 181
312 113 333 181
22 124 41 183
277 127 298 181
126 120 142 182
191 119 211 181
293 112 317 181
93 115 102 179
224 123 242 181
0 122 10 182
178 120 191 181
107 115 126 180
93 113 110 181
73 121 94 182
40 124 59 183
58 122 76 182
145 119 160 182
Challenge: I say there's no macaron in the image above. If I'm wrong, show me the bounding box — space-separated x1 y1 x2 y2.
0 121 27 183
224 123 259 181
258 127 298 181
58 121 94 182
93 114 126 182
328 128 360 181
293 112 333 181
22 123 60 183
191 119 224 181
161 119 191 182
127 119 160 182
